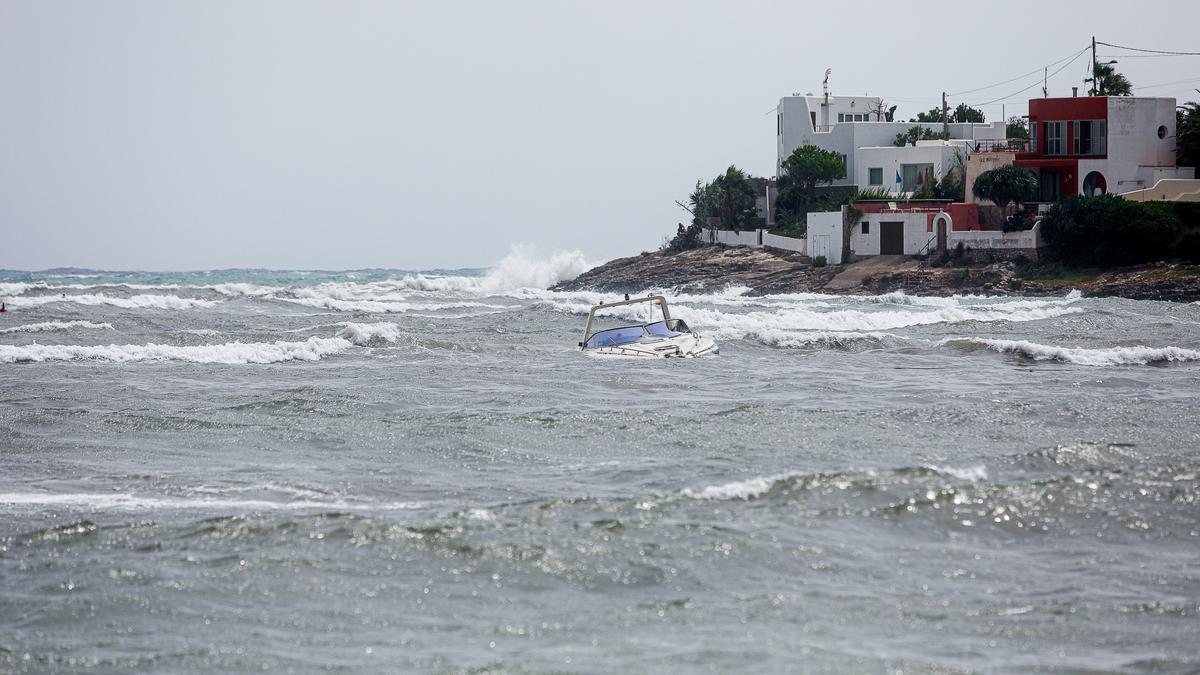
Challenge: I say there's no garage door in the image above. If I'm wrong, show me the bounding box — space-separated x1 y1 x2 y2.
880 222 904 255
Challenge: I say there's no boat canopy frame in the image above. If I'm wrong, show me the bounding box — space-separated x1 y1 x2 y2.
580 295 674 349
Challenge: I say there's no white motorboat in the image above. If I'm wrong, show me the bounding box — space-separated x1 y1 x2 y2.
579 295 718 358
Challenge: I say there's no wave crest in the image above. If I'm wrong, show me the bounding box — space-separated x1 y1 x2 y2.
0 320 113 334
0 336 352 364
949 338 1200 366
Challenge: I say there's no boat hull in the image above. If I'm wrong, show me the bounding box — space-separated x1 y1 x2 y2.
592 333 718 358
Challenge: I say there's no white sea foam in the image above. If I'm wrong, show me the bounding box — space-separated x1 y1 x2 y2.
0 320 113 335
955 338 1200 366
279 296 509 313
0 336 352 364
0 492 423 512
927 464 989 482
334 322 406 346
681 473 793 501
0 282 46 296
10 293 220 310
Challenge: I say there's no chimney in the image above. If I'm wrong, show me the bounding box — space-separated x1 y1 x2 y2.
1072 87 1078 97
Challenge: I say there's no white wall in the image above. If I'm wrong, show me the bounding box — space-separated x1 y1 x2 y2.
1080 97 1183 194
777 95 1004 184
706 229 808 255
855 142 967 194
948 224 1041 250
762 232 807 255
849 213 934 256
806 210 844 264
708 229 762 247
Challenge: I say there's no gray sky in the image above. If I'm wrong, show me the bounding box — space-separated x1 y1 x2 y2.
2 1 1197 271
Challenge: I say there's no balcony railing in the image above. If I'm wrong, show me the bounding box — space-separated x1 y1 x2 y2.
972 138 1031 153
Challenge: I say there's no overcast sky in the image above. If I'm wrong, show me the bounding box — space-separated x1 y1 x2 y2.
2 1 1197 271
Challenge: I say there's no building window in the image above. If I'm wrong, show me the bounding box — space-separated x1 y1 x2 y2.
810 112 817 130
841 155 848 178
1045 121 1065 155
862 222 870 234
838 113 845 123
869 167 883 186
777 113 781 136
1074 120 1106 155
1030 119 1037 152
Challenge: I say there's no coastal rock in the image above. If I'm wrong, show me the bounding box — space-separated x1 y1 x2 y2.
552 245 1200 302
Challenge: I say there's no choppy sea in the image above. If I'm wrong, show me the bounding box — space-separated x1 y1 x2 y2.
2 249 1199 673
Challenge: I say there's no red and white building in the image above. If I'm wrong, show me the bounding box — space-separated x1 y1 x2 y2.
1014 96 1194 200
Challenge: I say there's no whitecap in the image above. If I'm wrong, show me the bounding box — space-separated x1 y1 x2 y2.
951 338 1200 366
0 336 352 365
10 293 219 310
334 321 407 346
0 320 113 335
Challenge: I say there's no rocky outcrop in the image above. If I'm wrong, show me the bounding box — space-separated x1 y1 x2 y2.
552 245 1200 302
551 246 838 295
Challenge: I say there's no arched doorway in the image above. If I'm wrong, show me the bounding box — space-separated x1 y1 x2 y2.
934 214 951 251
1083 171 1107 197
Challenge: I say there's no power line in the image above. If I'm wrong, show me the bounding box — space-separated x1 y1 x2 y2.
1096 41 1200 56
1135 76 1200 91
947 45 1090 97
969 47 1091 107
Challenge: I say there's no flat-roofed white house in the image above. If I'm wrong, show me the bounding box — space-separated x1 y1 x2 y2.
776 92 1007 191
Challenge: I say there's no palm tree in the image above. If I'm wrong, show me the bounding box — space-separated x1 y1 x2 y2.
1093 62 1133 97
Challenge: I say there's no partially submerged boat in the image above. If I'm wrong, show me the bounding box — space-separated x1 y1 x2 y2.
579 295 718 358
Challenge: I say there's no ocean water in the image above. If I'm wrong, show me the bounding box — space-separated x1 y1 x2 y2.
2 250 1199 673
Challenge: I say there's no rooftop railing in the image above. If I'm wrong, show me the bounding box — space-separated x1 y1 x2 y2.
972 138 1031 154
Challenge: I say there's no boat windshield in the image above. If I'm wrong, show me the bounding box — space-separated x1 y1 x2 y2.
585 326 646 349
644 321 683 338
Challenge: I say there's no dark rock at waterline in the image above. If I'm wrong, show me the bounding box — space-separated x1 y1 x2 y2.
551 246 1200 302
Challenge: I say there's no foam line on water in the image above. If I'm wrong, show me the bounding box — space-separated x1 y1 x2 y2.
0 320 114 334
10 293 220 310
0 336 352 364
0 492 424 512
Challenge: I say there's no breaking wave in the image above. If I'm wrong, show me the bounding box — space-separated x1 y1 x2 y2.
11 293 219 310
334 322 406 346
0 336 352 365
0 320 113 334
949 338 1200 366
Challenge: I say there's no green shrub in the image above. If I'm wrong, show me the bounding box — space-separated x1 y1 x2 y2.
813 255 827 267
1039 194 1180 266
1178 232 1200 262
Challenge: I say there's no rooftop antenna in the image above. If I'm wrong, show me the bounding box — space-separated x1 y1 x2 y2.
823 68 831 105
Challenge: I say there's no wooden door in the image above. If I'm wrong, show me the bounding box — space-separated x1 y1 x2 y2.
880 222 904 255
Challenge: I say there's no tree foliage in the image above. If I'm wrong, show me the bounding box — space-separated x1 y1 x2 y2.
894 126 948 147
972 165 1037 212
711 166 759 231
910 103 985 124
1177 101 1200 169
1040 195 1179 266
1006 116 1030 140
1093 62 1133 97
952 103 985 123
675 167 759 234
781 145 845 200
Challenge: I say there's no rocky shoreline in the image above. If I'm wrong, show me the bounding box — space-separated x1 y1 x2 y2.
551 246 1200 302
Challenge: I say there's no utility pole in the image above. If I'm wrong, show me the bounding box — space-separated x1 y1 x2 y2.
1043 67 1048 97
1090 36 1097 96
942 92 949 138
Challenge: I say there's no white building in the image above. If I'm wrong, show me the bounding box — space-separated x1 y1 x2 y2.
1014 95 1195 199
776 93 1006 191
